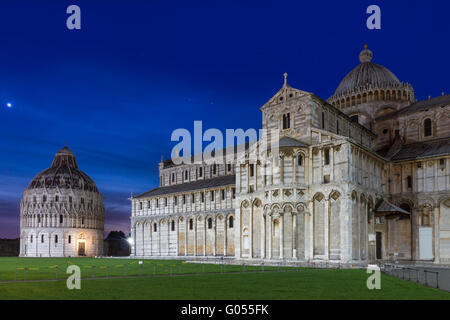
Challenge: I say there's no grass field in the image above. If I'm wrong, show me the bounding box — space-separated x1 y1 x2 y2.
0 257 448 300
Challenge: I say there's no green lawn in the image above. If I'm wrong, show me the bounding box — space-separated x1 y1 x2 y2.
0 257 448 300
0 257 282 281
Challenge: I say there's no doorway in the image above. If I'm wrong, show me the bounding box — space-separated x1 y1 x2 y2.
78 241 86 256
376 232 382 260
419 227 433 260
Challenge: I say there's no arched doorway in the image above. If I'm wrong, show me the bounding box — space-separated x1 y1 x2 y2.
77 233 86 256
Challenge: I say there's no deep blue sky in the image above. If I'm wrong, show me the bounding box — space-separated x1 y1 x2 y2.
0 0 449 238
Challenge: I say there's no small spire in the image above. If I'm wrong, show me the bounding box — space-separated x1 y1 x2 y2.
283 72 288 86
364 44 368 49
161 154 164 162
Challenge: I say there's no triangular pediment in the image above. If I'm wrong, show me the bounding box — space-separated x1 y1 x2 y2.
261 84 311 110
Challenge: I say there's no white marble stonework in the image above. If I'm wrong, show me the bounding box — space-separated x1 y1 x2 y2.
131 47 450 264
19 146 105 257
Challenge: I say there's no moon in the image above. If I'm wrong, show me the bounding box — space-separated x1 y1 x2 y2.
6 102 12 108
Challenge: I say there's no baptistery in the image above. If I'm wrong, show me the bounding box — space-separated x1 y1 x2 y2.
19 146 104 257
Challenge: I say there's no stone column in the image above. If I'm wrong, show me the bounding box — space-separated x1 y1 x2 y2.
224 216 227 256
176 218 179 256
292 212 297 259
184 219 188 256
280 155 284 184
261 212 266 259
268 214 272 259
194 218 197 256
293 154 297 184
142 223 145 256
330 146 334 181
324 199 329 260
308 201 314 261
167 220 170 256
204 217 206 256
339 196 352 263
280 213 284 260
159 222 161 256
213 218 216 256
434 206 440 263
249 204 253 259
149 220 153 256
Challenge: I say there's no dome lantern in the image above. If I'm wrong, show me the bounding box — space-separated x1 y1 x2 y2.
359 45 373 63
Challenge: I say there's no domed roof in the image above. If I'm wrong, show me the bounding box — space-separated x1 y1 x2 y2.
26 146 98 192
333 46 401 97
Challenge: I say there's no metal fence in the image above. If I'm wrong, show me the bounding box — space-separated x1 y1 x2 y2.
3 260 362 284
382 264 440 289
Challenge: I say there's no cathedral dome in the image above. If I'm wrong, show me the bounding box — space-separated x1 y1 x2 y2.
334 47 400 97
327 46 414 107
26 145 98 192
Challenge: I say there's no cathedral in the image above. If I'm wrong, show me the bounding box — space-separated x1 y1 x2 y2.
19 146 105 257
130 46 450 264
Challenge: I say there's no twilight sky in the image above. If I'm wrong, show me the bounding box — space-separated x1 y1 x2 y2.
0 0 449 238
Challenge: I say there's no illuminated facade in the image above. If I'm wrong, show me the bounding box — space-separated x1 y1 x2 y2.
19 146 105 257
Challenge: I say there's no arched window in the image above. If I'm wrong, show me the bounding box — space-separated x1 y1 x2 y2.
172 173 175 183
321 112 325 129
41 235 44 243
189 219 193 230
154 223 157 232
171 220 175 231
243 228 249 249
55 235 58 244
400 203 411 213
421 206 432 226
208 218 212 229
30 235 33 243
229 216 234 228
55 195 59 202
59 215 63 224
68 235 71 244
324 148 330 165
185 171 188 181
282 113 290 130
297 155 303 166
424 118 432 137
199 167 203 177
43 195 47 202
407 176 412 189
